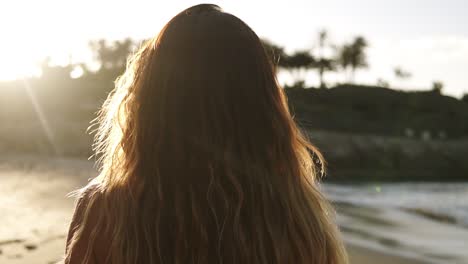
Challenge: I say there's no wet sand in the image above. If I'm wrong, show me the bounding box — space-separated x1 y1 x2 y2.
347 245 429 264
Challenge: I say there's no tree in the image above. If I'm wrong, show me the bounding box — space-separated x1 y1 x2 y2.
337 36 368 83
285 51 315 81
113 38 134 69
377 78 390 88
432 81 444 94
394 67 412 79
337 44 353 83
261 39 288 70
462 93 468 104
89 39 114 69
89 38 135 71
284 80 306 89
313 30 335 88
39 57 73 80
261 39 314 84
394 67 412 88
348 36 368 83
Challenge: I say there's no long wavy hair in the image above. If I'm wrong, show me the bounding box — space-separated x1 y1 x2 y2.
66 4 347 264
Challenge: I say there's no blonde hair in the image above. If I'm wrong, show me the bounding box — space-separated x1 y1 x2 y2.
65 4 348 264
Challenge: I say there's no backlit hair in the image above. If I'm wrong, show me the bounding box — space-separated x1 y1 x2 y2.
65 4 348 264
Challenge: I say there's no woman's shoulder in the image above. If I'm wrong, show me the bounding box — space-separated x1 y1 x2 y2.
71 181 105 226
68 182 103 232
65 182 107 263
75 181 103 200
69 182 102 217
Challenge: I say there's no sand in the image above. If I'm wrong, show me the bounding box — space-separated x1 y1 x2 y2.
1 156 464 264
347 245 429 264
0 238 432 264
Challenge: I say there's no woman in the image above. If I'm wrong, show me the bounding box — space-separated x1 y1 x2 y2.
65 4 348 264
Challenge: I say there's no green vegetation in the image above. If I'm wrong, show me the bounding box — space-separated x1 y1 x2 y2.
286 85 468 138
263 29 369 87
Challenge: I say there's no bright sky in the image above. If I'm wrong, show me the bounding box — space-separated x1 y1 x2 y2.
1 0 467 97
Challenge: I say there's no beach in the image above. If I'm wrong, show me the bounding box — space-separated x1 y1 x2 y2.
0 239 432 264
1 156 466 264
347 245 428 264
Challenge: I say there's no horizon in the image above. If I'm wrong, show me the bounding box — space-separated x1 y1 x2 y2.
1 0 467 97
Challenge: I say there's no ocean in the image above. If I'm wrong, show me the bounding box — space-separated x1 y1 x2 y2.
323 182 468 227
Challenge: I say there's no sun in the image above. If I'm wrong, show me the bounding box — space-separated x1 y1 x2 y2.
0 33 79 81
0 53 38 81
0 1 74 81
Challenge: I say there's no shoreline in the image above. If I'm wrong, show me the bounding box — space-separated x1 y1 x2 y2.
347 244 430 264
1 156 467 263
0 238 430 264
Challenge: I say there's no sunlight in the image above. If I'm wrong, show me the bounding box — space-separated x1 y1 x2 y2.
0 33 79 80
0 49 38 80
0 2 467 264
0 0 89 80
22 79 61 155
0 39 46 80
0 0 466 95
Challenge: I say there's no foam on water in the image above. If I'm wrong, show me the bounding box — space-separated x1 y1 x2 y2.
323 182 468 227
322 182 468 263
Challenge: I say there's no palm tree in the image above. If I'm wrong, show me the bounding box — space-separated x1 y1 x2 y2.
394 67 412 88
314 58 334 88
337 44 352 83
261 39 288 70
313 30 335 88
432 81 444 94
348 36 368 83
337 37 368 83
394 67 412 79
286 51 315 82
262 39 314 84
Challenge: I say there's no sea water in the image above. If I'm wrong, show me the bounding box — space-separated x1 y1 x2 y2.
323 182 468 227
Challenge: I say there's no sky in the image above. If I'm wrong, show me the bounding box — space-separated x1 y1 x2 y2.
1 0 467 97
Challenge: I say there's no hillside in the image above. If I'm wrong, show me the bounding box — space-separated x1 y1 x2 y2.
286 85 468 139
1 79 467 181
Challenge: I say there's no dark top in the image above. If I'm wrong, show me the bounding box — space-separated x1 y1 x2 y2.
65 184 109 263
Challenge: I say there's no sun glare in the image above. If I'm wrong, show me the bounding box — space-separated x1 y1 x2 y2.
0 1 90 81
0 55 37 81
0 0 467 96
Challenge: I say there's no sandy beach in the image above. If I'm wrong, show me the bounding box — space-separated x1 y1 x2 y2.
0 239 432 264
1 156 466 264
347 245 429 264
